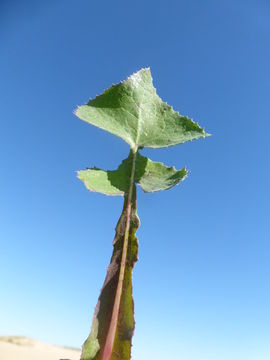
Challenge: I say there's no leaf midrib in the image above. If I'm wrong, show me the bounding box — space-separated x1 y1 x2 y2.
101 81 147 358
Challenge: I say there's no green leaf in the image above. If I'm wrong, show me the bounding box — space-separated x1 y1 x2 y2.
78 152 188 195
77 165 129 196
135 153 188 192
75 68 209 150
76 69 210 360
80 188 139 360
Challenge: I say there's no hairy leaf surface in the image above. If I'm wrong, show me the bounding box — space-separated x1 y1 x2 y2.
76 68 210 360
75 68 209 149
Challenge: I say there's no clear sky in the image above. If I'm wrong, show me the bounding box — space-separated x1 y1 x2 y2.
1 1 270 359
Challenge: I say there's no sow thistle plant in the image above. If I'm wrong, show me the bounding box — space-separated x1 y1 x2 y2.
75 68 209 360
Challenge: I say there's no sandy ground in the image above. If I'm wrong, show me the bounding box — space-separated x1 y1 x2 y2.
0 336 80 360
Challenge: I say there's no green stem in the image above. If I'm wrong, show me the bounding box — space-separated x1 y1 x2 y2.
102 147 138 360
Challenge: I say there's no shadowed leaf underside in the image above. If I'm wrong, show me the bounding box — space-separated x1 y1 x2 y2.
78 152 188 195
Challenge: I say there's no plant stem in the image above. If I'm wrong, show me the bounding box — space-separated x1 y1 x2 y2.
102 147 138 360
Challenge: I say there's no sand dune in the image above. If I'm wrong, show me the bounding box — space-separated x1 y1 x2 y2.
0 336 80 360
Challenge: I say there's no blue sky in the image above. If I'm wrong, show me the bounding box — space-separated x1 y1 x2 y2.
1 1 270 359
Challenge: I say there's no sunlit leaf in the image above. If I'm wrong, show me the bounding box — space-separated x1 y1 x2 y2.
76 68 210 360
75 68 209 150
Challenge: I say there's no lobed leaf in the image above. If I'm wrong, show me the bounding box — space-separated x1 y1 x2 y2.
76 68 210 360
135 153 188 192
78 152 188 195
75 68 209 150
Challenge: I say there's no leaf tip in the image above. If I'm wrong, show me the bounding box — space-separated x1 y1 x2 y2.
183 166 189 174
73 106 79 116
76 170 83 181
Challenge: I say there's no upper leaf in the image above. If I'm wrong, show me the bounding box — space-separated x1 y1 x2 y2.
75 68 209 149
78 152 188 195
